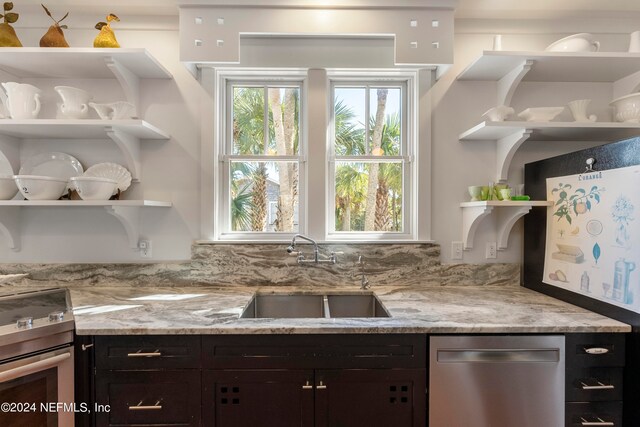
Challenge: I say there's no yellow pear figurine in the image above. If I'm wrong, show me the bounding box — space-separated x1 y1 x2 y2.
0 2 22 47
94 13 120 48
40 4 70 47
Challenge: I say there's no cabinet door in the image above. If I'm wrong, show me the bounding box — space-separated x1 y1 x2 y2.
203 370 314 427
315 369 426 427
95 370 201 427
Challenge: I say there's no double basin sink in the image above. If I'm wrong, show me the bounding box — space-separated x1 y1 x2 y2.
240 293 391 319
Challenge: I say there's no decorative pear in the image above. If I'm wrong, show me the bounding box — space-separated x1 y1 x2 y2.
94 13 120 48
0 2 22 47
39 4 70 47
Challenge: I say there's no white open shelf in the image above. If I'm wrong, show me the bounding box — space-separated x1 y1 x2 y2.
0 48 172 119
0 48 172 79
0 200 172 252
460 200 552 250
0 120 170 182
457 51 640 83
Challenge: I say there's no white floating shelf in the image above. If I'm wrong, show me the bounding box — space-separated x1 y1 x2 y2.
459 121 640 182
460 200 552 250
0 48 172 80
0 200 172 252
0 119 169 139
457 51 640 83
460 121 640 142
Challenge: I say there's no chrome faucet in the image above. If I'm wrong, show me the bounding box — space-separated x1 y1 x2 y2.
286 234 337 265
358 255 370 289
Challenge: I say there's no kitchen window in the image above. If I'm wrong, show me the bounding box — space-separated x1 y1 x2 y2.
216 73 306 239
212 69 425 242
328 75 415 240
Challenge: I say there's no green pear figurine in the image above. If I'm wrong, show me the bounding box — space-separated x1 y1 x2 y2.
0 2 22 47
40 4 70 47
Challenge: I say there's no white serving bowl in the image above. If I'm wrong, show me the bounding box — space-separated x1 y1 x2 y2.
545 33 600 52
482 105 514 122
609 92 640 123
0 176 18 200
517 107 565 122
14 175 68 200
69 176 118 200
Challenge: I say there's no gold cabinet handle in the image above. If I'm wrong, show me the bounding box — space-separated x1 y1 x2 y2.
580 381 615 390
128 400 162 411
302 380 313 390
127 350 162 358
316 381 327 390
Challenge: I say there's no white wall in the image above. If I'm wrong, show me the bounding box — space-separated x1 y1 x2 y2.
0 11 636 264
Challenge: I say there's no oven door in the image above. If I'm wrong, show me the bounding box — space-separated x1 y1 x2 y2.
0 346 74 427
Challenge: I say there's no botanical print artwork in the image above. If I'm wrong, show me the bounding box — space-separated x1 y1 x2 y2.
543 165 640 314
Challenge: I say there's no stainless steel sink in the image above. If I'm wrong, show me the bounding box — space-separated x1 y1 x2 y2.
240 293 390 319
327 294 390 318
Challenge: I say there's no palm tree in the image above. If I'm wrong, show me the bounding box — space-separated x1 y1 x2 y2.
231 87 268 231
364 89 388 231
374 113 402 231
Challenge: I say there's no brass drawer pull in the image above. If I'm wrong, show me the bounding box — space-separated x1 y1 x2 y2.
129 400 162 411
580 417 614 426
580 381 615 390
583 347 609 355
316 381 327 390
302 380 313 390
127 350 162 358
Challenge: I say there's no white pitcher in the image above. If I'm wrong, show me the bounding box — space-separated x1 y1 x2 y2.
0 82 42 120
629 30 640 53
55 86 92 119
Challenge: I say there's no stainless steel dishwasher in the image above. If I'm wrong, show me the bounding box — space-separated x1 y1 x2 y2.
430 335 565 427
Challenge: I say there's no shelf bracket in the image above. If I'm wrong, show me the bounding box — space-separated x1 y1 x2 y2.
496 129 532 183
0 206 21 251
105 57 140 117
462 205 494 250
497 59 533 107
496 206 532 250
105 127 141 182
104 206 140 249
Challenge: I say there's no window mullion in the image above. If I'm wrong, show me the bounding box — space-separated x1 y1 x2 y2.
364 84 370 155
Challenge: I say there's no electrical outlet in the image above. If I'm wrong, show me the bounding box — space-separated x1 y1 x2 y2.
485 242 497 259
451 241 463 260
139 240 152 258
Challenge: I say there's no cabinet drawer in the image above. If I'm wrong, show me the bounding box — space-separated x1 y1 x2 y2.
95 335 201 370
565 401 622 427
566 367 623 402
565 334 625 368
203 334 427 369
95 370 201 427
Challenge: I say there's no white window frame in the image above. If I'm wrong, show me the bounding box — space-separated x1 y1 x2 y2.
326 71 418 241
214 69 308 241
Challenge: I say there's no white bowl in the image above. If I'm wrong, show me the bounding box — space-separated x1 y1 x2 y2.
69 176 118 200
517 107 565 122
545 33 600 52
609 92 640 123
14 175 68 200
0 176 18 200
482 105 514 122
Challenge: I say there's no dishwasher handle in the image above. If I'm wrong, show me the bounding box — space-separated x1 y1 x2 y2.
437 348 560 363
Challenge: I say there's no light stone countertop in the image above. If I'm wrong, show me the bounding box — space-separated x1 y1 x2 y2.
46 283 631 335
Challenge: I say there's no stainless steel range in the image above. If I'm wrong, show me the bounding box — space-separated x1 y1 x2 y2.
0 288 75 427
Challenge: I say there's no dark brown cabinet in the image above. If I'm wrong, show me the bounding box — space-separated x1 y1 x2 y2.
565 333 625 427
201 334 427 427
86 334 426 427
93 336 202 427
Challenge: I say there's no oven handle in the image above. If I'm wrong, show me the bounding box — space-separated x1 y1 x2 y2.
0 351 71 383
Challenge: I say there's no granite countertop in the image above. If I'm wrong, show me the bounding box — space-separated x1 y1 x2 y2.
52 283 630 335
